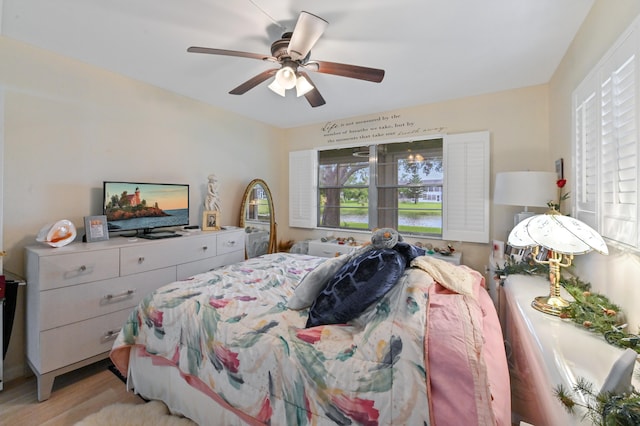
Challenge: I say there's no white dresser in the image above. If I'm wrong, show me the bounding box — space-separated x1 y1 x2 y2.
25 229 244 401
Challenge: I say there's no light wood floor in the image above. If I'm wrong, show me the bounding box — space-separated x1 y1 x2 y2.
0 359 144 426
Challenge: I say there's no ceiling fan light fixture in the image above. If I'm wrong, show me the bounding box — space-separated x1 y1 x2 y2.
275 66 297 90
295 75 314 97
268 80 286 97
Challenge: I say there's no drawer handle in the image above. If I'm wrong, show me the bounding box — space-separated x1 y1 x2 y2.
79 265 87 272
103 289 136 301
225 240 237 246
103 329 120 341
138 257 145 264
202 246 208 251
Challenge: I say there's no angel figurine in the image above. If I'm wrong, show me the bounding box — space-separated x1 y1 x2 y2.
205 174 222 212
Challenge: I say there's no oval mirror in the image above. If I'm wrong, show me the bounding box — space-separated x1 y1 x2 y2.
239 179 277 258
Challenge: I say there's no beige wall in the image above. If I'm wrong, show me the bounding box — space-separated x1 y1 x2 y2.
3 0 640 386
548 0 640 333
0 36 285 381
281 85 553 275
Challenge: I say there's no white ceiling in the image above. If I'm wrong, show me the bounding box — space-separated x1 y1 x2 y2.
1 0 594 128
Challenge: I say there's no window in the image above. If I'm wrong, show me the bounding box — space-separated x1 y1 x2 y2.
573 16 640 249
318 139 443 236
290 131 490 244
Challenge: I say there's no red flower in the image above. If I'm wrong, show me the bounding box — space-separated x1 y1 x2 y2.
557 179 567 188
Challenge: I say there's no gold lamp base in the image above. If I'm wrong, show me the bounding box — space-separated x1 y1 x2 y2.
531 295 570 316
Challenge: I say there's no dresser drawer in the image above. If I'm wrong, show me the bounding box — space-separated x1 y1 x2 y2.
38 308 134 373
308 240 361 258
40 267 176 331
177 250 245 280
217 230 244 255
35 249 120 291
120 236 216 276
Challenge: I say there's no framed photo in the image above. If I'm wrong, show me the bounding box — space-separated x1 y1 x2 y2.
202 210 220 231
555 158 564 179
84 215 109 242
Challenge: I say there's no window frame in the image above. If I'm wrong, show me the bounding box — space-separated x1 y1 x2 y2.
289 131 490 244
316 139 445 236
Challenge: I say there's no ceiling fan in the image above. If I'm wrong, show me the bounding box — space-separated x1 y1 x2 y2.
187 11 385 107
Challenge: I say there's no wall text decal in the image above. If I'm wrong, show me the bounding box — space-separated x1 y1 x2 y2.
321 113 444 144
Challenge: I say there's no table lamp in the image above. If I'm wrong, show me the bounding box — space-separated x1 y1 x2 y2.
494 171 558 225
508 210 609 315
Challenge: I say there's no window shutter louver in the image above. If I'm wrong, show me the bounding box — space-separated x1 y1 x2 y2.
573 18 640 250
289 149 318 228
574 88 599 228
600 46 638 245
442 131 490 243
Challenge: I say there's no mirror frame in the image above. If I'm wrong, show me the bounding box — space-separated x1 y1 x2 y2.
239 178 277 257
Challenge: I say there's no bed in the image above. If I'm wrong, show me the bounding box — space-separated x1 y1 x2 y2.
110 247 510 425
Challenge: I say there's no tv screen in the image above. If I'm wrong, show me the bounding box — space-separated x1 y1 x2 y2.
103 181 189 234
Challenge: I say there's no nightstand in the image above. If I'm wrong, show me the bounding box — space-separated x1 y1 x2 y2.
487 254 506 315
307 239 363 258
503 274 640 426
427 250 462 265
307 239 462 265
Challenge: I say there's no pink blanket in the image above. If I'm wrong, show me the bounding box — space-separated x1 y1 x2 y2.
425 265 510 425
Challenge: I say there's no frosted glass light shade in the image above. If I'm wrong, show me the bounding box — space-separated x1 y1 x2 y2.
268 80 286 97
508 213 608 255
275 66 297 89
295 75 314 97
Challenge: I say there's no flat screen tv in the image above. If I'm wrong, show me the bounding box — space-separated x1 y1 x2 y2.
103 181 189 236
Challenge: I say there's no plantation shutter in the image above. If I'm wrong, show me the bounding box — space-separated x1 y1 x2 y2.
289 149 318 228
600 48 638 246
574 82 599 228
442 131 490 243
573 16 640 249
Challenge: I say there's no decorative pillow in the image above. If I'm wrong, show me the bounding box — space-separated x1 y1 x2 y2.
287 253 350 310
370 227 402 249
306 248 407 327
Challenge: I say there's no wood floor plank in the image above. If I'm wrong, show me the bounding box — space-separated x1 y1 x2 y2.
0 359 144 426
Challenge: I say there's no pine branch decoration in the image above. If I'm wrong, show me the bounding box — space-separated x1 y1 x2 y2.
495 257 639 355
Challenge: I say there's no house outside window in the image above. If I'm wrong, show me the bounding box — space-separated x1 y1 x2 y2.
318 139 443 237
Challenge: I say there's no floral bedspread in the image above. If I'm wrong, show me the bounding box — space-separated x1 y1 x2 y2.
110 253 443 424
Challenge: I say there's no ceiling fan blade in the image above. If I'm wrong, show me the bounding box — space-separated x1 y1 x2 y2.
298 71 326 107
229 69 278 95
311 60 385 83
187 46 275 62
287 11 328 61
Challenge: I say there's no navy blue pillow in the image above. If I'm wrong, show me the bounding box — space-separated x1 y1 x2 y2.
306 248 407 327
393 241 426 264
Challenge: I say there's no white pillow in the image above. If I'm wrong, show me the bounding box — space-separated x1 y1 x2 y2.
287 253 350 310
